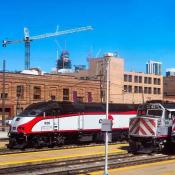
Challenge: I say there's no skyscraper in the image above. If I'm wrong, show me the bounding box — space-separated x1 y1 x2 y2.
166 68 175 76
146 60 162 75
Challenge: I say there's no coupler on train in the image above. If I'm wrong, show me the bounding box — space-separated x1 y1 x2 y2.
128 136 170 154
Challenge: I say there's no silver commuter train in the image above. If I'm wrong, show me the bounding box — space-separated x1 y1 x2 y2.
129 101 175 153
8 101 138 149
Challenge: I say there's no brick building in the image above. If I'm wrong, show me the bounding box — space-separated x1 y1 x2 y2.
163 76 175 102
0 72 101 119
88 54 163 104
123 72 162 104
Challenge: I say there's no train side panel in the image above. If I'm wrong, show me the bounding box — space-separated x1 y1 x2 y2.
30 113 137 133
32 119 54 132
112 114 136 129
82 114 105 130
59 116 79 131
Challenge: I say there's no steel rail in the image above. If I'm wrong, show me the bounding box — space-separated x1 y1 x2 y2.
0 153 173 175
0 153 129 174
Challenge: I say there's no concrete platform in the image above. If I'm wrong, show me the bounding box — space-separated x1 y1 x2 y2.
0 144 127 167
0 131 8 139
0 141 8 149
90 159 175 175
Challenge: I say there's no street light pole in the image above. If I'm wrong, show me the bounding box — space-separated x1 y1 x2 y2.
104 55 110 175
2 60 6 131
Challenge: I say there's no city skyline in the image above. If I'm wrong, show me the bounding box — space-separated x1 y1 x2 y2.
1 0 175 75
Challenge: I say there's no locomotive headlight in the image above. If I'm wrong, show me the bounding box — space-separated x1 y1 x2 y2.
12 127 16 130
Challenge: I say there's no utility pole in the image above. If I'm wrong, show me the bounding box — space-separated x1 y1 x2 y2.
104 54 111 175
2 60 6 131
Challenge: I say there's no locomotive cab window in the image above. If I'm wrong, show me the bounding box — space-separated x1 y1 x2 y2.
171 111 175 119
165 110 175 119
137 105 147 116
147 109 162 117
137 109 146 116
45 108 61 116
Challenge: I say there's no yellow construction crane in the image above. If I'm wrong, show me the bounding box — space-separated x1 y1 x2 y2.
2 26 93 70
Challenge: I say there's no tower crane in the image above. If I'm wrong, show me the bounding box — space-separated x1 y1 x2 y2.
2 26 93 70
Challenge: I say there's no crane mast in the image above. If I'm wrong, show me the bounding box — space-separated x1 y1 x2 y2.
2 26 93 70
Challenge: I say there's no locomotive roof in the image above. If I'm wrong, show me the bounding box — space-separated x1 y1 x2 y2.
22 101 138 113
162 103 175 109
146 100 175 109
144 102 175 110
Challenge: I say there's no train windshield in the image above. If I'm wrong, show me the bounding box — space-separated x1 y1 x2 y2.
147 109 162 117
17 101 61 117
18 108 44 117
137 103 163 118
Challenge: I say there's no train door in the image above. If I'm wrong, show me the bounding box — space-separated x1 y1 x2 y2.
55 108 62 131
53 117 59 131
48 108 61 131
78 113 84 130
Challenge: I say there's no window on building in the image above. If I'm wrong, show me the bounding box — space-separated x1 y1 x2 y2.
16 85 24 99
148 77 152 84
100 90 104 100
129 75 132 82
139 76 142 83
148 87 152 94
0 93 8 99
128 86 132 93
154 78 157 85
134 76 138 83
124 74 127 82
124 85 127 92
154 88 157 94
139 86 143 93
73 91 77 102
144 87 148 94
158 88 161 94
33 86 41 100
49 88 57 101
88 92 93 103
134 86 138 93
144 77 148 84
63 88 69 101
50 95 56 101
158 79 161 85
77 97 83 103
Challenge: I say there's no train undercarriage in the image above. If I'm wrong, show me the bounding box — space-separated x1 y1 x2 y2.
129 136 173 154
7 130 128 149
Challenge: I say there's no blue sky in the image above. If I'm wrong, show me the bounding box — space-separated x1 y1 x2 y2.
1 0 175 74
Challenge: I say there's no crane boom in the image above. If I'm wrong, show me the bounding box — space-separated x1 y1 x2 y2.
2 39 24 47
2 26 93 69
30 26 93 40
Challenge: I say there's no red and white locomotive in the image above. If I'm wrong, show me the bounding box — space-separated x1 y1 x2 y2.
129 101 175 153
8 101 138 148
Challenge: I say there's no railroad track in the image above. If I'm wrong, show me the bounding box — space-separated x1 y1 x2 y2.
0 141 127 155
0 152 173 175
